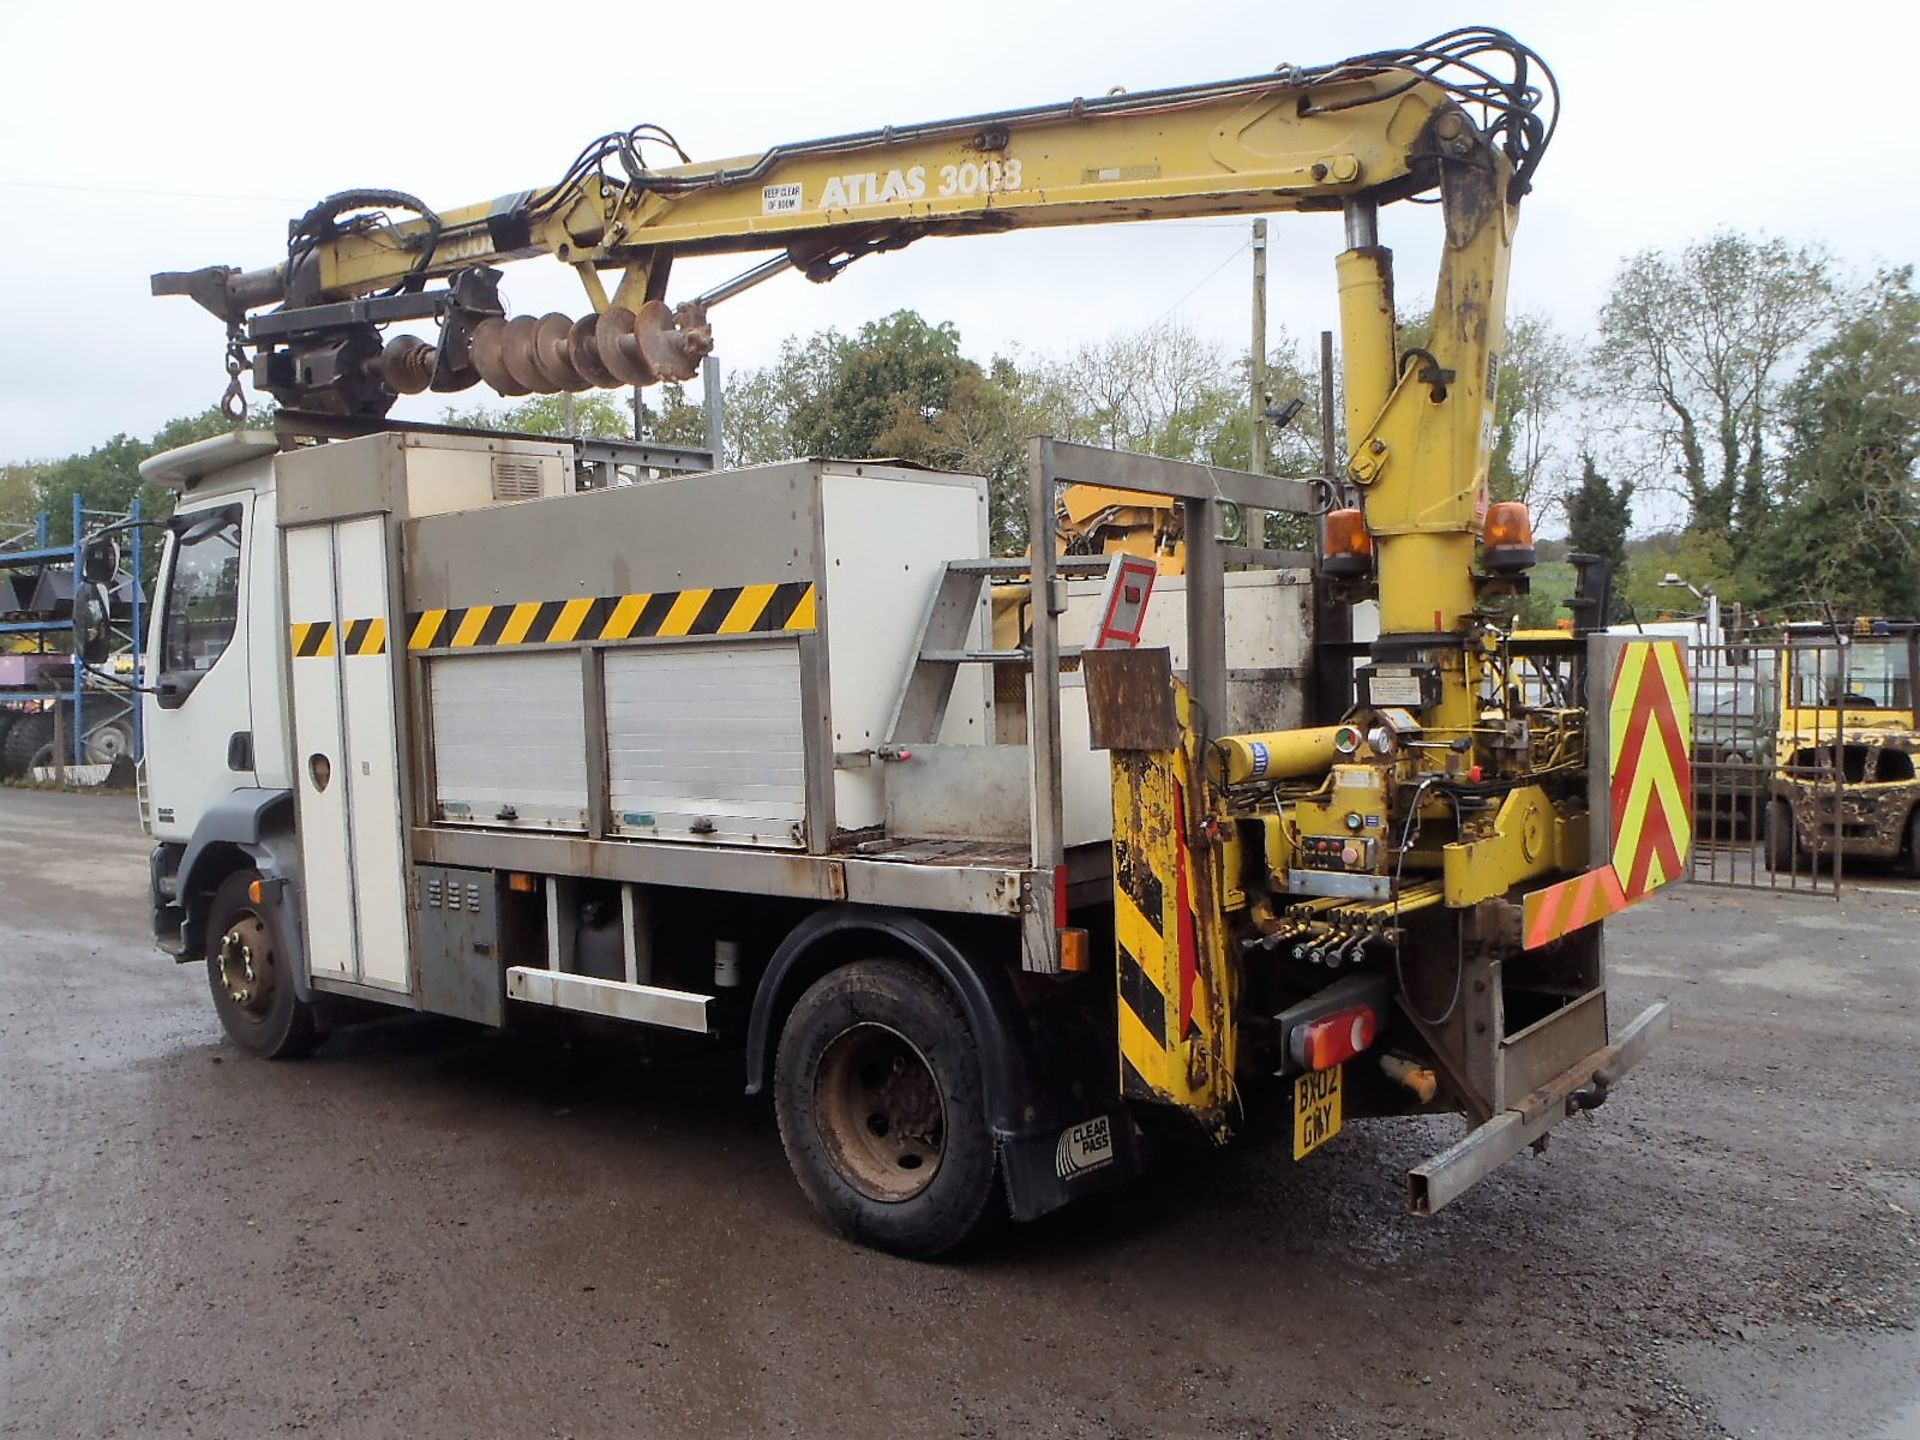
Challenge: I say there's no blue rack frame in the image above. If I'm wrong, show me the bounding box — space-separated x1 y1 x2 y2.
0 492 145 766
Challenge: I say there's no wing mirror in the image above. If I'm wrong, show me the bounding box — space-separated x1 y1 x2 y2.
72 581 112 666
80 537 119 586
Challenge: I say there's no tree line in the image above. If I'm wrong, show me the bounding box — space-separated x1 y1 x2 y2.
8 229 1914 627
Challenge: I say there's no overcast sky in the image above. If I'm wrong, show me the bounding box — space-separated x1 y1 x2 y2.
3 1 1916 465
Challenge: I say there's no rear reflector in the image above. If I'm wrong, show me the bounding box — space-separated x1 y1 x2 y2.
1301 1004 1378 1071
1058 927 1089 973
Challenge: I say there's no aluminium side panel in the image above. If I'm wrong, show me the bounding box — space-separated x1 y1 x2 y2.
399 435 570 516
604 639 808 847
283 523 357 983
402 462 819 616
427 651 589 829
414 865 503 1026
331 515 413 992
818 468 989 834
403 461 829 848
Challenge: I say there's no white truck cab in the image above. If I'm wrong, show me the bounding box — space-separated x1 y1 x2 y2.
142 433 289 849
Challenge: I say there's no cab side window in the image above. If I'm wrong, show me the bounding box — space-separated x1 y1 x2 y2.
160 510 243 693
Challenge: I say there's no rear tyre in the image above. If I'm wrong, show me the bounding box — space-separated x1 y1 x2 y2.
774 959 996 1259
1764 799 1799 873
0 712 54 777
1902 809 1920 881
205 870 318 1059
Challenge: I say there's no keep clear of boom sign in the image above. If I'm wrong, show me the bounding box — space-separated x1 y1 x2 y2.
1090 554 1158 651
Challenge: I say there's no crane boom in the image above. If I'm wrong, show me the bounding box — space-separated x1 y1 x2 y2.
153 28 1554 431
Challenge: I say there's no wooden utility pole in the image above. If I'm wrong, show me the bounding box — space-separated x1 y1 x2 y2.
1319 328 1337 490
1248 218 1269 546
702 355 724 469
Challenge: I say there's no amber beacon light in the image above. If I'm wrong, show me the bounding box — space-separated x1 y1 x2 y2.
1321 508 1374 579
1482 501 1536 574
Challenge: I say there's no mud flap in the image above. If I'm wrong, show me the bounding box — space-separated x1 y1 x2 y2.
999 1111 1152 1223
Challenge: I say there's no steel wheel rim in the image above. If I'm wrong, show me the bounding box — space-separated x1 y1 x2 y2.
216 914 277 1021
814 1022 946 1203
86 723 131 764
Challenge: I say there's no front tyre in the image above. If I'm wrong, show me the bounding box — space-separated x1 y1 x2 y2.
205 871 318 1059
1764 799 1799 873
774 959 996 1258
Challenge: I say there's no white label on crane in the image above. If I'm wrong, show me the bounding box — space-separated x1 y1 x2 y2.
1368 669 1425 708
762 183 803 216
1089 553 1158 651
815 160 1025 212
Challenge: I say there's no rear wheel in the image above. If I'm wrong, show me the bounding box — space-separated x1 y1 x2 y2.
205 871 318 1059
1902 809 1920 881
84 716 135 766
774 959 996 1258
1764 799 1799 873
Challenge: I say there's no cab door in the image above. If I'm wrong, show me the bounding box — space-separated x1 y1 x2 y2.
143 497 255 842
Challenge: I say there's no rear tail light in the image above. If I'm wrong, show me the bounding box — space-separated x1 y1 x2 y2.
1297 1004 1379 1071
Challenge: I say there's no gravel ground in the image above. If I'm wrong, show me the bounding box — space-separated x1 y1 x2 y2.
2 786 1916 1439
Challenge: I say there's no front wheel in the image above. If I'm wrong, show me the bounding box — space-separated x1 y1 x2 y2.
205 871 318 1059
774 959 997 1258
1764 799 1799 873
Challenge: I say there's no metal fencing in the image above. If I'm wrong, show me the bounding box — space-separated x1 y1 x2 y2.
1685 637 1846 895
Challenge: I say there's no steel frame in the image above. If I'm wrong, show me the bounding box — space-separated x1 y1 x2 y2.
0 491 144 770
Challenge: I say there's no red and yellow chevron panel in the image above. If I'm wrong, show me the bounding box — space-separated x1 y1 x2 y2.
1523 863 1628 949
1607 639 1693 899
1523 639 1692 950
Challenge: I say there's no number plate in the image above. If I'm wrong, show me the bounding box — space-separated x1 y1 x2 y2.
1292 1064 1343 1160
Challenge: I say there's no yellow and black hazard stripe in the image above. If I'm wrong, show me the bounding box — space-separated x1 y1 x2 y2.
1110 742 1227 1118
288 618 388 658
405 580 817 651
288 582 818 660
1114 821 1175 1102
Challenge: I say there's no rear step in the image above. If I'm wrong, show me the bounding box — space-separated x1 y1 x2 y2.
506 966 712 1034
1407 999 1671 1215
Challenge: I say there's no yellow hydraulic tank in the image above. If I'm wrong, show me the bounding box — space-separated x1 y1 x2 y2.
1213 726 1346 785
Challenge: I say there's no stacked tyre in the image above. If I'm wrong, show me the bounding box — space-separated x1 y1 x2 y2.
0 710 53 779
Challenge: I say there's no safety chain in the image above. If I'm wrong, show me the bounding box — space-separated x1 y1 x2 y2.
220 323 249 421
